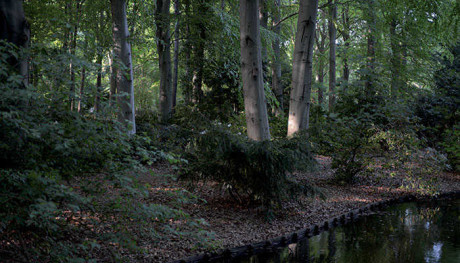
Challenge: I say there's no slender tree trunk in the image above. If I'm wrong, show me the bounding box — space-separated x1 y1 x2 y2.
0 0 30 85
109 51 117 106
183 0 192 104
155 0 173 123
328 0 337 112
259 0 268 77
342 5 350 83
390 18 403 98
192 0 206 103
111 0 136 134
70 1 83 111
239 0 270 141
287 0 319 137
315 18 327 106
272 0 283 115
78 67 85 113
172 0 180 110
318 58 324 105
365 0 376 95
95 54 103 112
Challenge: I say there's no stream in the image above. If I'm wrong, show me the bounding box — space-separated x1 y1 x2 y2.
237 198 460 263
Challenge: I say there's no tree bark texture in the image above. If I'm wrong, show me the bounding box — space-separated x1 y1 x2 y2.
259 0 268 77
315 17 327 106
272 0 283 115
239 0 271 141
0 0 30 84
287 0 319 137
342 4 350 82
111 0 136 134
155 0 173 123
365 0 376 95
328 0 337 112
172 0 180 109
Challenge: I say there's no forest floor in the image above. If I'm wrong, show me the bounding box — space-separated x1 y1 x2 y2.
128 155 460 263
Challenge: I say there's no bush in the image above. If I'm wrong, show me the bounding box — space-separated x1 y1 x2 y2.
180 125 316 208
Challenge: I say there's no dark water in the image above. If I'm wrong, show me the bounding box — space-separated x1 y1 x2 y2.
240 199 460 263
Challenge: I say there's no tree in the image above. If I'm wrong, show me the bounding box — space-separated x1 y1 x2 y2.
0 0 30 83
239 0 271 141
155 0 173 123
110 0 136 134
272 0 283 115
328 0 337 111
287 0 319 137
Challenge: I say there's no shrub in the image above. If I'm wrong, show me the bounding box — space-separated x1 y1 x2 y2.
180 125 316 208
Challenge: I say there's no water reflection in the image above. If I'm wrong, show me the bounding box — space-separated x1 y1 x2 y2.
238 199 459 263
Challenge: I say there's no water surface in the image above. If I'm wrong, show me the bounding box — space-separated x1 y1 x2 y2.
239 198 460 263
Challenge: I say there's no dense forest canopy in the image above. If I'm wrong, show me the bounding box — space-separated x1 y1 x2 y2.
0 0 459 261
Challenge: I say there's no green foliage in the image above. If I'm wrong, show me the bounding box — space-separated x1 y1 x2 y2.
181 125 316 208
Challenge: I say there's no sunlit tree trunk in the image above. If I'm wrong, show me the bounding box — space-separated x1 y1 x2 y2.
111 0 136 134
328 0 337 112
95 53 103 112
239 0 271 141
287 0 319 137
155 0 173 123
272 0 283 115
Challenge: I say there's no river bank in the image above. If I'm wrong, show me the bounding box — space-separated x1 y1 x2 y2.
136 156 460 263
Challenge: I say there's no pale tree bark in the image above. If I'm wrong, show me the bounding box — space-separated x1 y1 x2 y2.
328 0 337 112
77 66 85 113
389 18 403 98
0 0 30 84
239 0 271 141
287 0 319 137
183 0 192 104
272 0 283 115
111 0 136 134
155 0 173 123
172 0 180 110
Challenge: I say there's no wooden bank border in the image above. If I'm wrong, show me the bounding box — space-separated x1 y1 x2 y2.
170 190 460 263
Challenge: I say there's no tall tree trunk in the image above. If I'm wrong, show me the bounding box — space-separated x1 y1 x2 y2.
155 0 173 123
111 0 136 134
192 0 206 103
365 0 376 95
172 0 180 110
95 53 103 112
0 0 30 84
342 4 350 83
239 0 271 141
183 0 192 104
328 0 337 112
272 0 283 115
318 57 324 105
315 17 327 106
287 0 319 137
78 67 85 113
70 1 83 111
259 0 268 77
390 18 402 98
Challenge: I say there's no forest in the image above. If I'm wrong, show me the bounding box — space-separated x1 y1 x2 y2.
0 0 459 262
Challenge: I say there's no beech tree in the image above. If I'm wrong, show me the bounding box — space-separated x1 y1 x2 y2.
272 0 283 114
239 0 270 141
155 0 173 123
328 0 337 111
287 0 319 137
111 0 136 134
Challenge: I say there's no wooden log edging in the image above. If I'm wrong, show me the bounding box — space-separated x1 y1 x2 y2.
170 190 460 263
